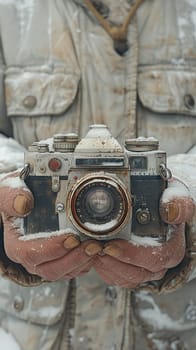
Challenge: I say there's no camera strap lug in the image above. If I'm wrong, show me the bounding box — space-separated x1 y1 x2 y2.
20 163 31 180
159 163 172 181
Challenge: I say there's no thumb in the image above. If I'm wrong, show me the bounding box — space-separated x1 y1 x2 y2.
0 172 34 216
160 178 195 224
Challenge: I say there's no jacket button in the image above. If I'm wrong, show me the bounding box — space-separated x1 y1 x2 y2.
105 286 117 303
13 296 24 311
23 95 37 109
184 94 195 109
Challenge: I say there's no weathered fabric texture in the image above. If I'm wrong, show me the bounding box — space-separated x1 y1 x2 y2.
0 0 196 349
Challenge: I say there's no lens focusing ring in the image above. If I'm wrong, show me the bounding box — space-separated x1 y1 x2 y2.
67 173 131 239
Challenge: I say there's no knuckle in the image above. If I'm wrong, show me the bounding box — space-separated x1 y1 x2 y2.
24 263 37 275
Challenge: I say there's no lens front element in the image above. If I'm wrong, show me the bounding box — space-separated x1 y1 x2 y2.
86 188 113 216
67 173 131 239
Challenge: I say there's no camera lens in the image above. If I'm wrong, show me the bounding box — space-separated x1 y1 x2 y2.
67 173 131 239
75 182 120 226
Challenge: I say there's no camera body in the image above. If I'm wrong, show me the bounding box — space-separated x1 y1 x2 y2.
21 125 170 242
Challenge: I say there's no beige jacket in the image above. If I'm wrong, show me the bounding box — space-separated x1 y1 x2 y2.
0 1 196 349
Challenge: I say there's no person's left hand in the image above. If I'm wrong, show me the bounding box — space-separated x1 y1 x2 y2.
93 179 195 288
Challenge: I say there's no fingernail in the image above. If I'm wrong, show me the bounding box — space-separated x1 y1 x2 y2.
103 245 121 257
64 236 80 249
85 243 102 256
13 195 32 215
164 202 179 222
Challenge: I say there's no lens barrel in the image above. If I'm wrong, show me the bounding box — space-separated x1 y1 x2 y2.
67 173 131 239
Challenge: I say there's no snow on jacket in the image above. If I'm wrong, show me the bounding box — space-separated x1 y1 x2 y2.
0 1 196 349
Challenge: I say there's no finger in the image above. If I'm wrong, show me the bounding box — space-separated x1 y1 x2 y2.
64 259 93 278
94 256 167 288
3 214 80 266
0 173 33 216
160 197 195 224
43 259 93 281
30 243 97 280
103 225 185 272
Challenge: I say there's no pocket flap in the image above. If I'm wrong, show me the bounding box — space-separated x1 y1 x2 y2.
4 67 80 116
138 69 196 116
0 278 69 326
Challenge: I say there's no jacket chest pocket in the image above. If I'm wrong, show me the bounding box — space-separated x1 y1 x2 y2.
4 66 80 118
137 68 196 154
0 278 70 326
138 68 196 116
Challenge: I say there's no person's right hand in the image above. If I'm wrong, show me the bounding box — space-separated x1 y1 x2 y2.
0 172 102 281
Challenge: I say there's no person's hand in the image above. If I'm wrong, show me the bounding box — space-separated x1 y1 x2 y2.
0 172 102 281
93 178 195 288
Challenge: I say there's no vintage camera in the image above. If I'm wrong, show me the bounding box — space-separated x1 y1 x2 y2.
20 124 171 242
